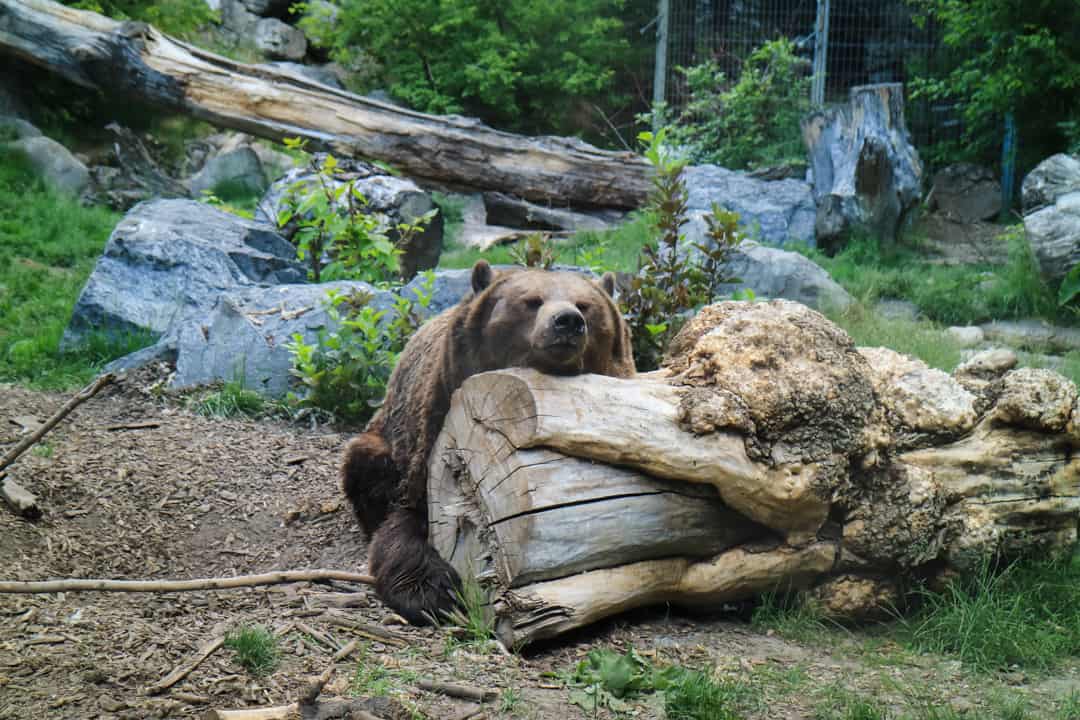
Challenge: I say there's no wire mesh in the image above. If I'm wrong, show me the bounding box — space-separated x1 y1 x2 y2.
655 0 947 147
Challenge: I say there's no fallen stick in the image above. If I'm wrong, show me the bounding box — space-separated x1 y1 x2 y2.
146 635 225 695
332 639 360 662
0 475 41 519
0 569 375 594
417 680 497 703
201 703 298 720
0 372 114 474
105 421 162 431
321 612 408 647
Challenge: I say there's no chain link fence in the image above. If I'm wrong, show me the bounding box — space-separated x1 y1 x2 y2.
653 0 951 148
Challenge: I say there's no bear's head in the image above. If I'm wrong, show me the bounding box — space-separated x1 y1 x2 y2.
462 260 634 378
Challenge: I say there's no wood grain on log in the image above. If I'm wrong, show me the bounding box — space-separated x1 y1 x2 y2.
0 0 650 209
493 543 837 647
429 369 828 542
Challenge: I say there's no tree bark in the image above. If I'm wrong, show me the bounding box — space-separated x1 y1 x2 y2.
0 0 650 209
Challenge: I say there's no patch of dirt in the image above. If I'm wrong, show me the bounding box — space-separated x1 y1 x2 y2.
1 369 1077 719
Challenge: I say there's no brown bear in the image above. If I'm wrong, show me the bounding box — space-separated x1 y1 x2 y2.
342 260 635 623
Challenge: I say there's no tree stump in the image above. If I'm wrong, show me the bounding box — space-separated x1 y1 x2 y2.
428 300 1080 647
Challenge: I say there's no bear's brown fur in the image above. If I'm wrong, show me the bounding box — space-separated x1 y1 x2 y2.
343 260 635 623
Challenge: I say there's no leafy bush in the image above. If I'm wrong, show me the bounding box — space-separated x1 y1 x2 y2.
275 139 435 284
309 0 649 140
566 647 746 719
620 129 744 370
910 0 1080 175
652 38 811 170
63 0 218 39
287 275 434 424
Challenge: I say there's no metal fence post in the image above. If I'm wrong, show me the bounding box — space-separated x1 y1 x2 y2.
812 0 830 106
652 0 670 127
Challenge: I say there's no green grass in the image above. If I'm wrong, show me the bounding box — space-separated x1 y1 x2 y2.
191 380 266 418
750 589 833 643
437 212 654 274
902 555 1080 673
223 624 279 676
825 302 964 372
664 669 745 720
806 229 1061 327
350 644 418 698
0 148 144 389
445 572 495 648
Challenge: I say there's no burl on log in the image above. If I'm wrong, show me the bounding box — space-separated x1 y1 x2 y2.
428 300 1080 647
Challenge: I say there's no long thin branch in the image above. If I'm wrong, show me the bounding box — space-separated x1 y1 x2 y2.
0 569 374 594
0 372 114 474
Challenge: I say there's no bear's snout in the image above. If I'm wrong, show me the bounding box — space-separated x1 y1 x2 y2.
552 308 586 337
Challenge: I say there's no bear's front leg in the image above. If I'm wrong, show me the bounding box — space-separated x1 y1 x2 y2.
368 508 462 625
341 432 398 535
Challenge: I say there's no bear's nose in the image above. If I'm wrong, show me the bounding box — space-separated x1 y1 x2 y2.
553 309 586 336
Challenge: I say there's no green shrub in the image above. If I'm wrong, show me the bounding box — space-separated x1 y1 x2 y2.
620 130 744 370
287 275 434 424
275 140 435 284
909 0 1080 176
309 0 650 140
63 0 218 40
566 647 746 719
653 38 811 170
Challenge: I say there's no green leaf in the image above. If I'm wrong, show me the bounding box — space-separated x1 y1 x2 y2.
1060 264 1080 306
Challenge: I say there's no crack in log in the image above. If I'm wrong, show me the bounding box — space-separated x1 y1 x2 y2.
488 489 709 527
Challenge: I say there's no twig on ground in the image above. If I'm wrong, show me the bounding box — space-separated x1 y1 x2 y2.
417 680 498 703
145 635 225 695
0 569 375 594
0 373 114 475
105 421 162 431
320 610 408 647
201 703 298 720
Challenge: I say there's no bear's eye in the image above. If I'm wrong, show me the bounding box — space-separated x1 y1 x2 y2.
576 302 591 314
524 297 543 310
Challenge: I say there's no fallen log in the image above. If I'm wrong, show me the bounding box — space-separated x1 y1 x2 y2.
0 0 650 209
427 300 1080 647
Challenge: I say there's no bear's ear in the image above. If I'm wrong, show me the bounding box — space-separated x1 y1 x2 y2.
471 260 494 293
598 271 617 298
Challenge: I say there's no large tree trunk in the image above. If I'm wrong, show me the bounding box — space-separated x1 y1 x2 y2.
0 0 650 209
428 301 1080 648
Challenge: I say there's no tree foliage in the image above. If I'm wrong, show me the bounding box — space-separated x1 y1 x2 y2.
317 0 650 139
63 0 217 39
651 38 811 170
910 0 1080 173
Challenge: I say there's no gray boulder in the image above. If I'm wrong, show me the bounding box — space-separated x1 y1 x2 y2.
712 241 853 311
189 146 269 198
260 61 345 89
172 282 396 396
257 156 444 280
1022 154 1080 284
0 116 41 140
803 83 922 248
7 135 89 195
254 17 308 61
218 0 259 34
1021 153 1080 214
63 199 304 349
682 164 816 247
928 163 1001 222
